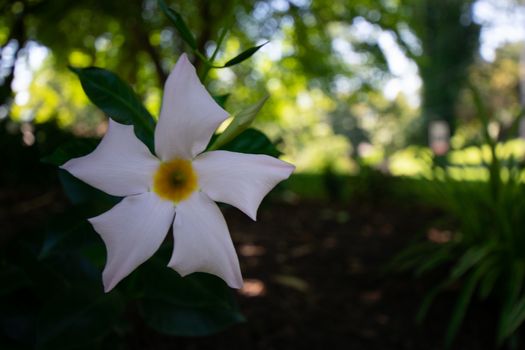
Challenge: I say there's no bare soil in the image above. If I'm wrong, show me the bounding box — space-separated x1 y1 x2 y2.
131 198 499 350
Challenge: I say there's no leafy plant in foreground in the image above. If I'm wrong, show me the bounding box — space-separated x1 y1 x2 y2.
1 3 285 348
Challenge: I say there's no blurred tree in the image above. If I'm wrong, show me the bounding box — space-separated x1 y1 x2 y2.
401 0 480 141
454 43 524 146
0 0 238 111
227 0 480 154
0 0 489 171
325 0 481 141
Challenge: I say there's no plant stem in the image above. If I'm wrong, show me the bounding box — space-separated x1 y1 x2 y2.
198 26 229 82
470 83 501 202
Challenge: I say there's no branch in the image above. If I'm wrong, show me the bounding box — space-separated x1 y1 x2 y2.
133 22 168 85
0 10 27 106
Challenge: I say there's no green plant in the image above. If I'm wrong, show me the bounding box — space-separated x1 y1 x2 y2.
0 3 284 348
392 86 525 348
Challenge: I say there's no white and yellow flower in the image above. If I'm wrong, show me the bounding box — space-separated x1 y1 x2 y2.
61 54 294 292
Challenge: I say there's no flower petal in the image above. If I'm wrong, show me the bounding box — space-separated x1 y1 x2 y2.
168 191 243 289
193 151 295 220
89 192 175 292
61 120 159 197
155 53 229 161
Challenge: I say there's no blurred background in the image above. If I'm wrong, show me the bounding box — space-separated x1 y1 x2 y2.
2 0 525 349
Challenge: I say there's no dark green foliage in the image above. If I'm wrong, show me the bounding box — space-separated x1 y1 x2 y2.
223 42 268 67
213 94 230 108
36 288 125 350
0 201 245 348
137 262 245 336
398 175 525 348
218 128 281 158
393 95 525 347
0 42 283 346
158 0 197 50
1 137 251 348
69 67 156 153
0 119 75 186
0 217 116 349
41 138 99 167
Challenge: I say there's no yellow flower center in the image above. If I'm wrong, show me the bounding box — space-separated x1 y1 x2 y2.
152 158 198 203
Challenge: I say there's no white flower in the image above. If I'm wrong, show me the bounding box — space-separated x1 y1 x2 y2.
61 54 294 292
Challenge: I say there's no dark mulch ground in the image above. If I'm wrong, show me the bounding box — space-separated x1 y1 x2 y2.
131 197 499 350
1 179 500 350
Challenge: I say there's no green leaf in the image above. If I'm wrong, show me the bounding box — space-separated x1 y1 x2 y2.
158 0 197 50
213 94 230 108
496 262 525 344
223 42 268 67
140 300 244 337
478 264 499 300
58 170 120 207
218 128 281 157
416 281 450 324
415 248 452 276
69 66 155 153
208 95 269 151
38 205 107 262
449 245 491 280
498 296 525 344
36 289 124 350
137 259 244 337
444 269 483 348
506 261 525 303
41 138 98 166
387 241 440 272
43 137 120 206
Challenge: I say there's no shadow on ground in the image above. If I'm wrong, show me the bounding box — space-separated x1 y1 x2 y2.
128 198 497 350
